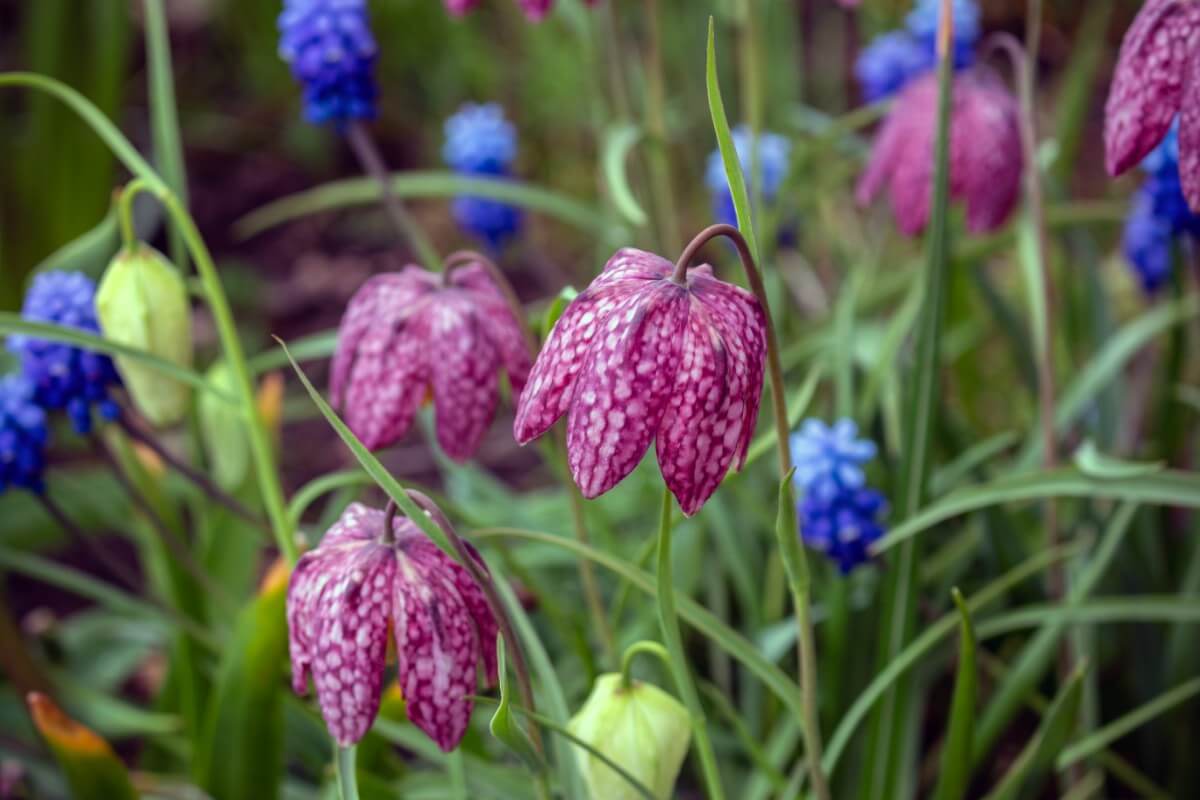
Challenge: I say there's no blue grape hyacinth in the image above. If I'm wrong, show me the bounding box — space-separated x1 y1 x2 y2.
705 126 792 227
278 0 378 126
1123 120 1200 293
8 271 121 434
855 0 980 100
0 374 49 494
791 418 886 572
444 103 523 248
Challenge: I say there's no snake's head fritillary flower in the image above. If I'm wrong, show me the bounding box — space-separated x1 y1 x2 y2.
287 502 499 750
278 0 378 126
8 271 120 434
568 674 692 800
857 70 1023 236
704 126 792 227
1105 0 1200 209
331 260 532 461
514 248 766 516
443 0 483 15
0 374 48 495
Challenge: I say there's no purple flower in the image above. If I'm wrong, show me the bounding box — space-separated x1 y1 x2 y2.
445 0 599 22
513 248 766 516
857 70 1023 236
331 260 532 461
8 271 120 434
287 502 499 750
277 0 378 125
0 374 48 495
1105 0 1200 210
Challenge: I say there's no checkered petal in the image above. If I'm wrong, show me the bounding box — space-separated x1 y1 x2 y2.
341 309 431 451
955 74 1023 233
1178 49 1200 211
428 298 501 461
1105 0 1200 177
448 262 533 394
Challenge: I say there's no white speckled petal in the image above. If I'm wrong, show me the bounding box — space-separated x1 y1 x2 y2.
566 282 688 499
513 251 671 445
426 298 501 462
393 542 481 752
342 307 431 451
955 74 1023 234
1179 49 1200 211
1105 0 1200 176
448 263 533 395
286 503 395 747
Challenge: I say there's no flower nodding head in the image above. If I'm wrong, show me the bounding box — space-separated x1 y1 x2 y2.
278 0 378 126
514 247 766 516
331 259 532 461
8 271 120 434
857 69 1023 236
287 502 499 750
0 374 48 495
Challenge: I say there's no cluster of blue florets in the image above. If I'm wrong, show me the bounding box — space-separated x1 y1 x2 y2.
705 125 792 227
855 0 981 101
1123 121 1200 293
791 418 887 573
0 375 49 494
278 0 378 126
443 103 524 248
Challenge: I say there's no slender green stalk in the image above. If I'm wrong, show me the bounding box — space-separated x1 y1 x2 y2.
655 490 726 800
335 746 359 800
141 0 188 268
565 466 617 666
620 640 672 687
642 0 681 253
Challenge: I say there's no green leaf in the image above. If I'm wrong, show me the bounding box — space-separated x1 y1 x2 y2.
194 564 289 800
705 17 760 261
542 285 579 341
31 205 121 280
1056 676 1200 771
234 171 617 240
932 589 977 800
27 693 138 800
488 636 546 772
982 665 1086 800
775 469 809 596
602 123 650 227
142 0 188 267
1073 440 1164 479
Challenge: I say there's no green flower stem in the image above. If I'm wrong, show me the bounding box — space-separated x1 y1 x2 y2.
345 121 441 272
655 490 726 800
619 640 673 689
643 0 681 254
116 176 153 251
673 223 831 799
335 745 360 800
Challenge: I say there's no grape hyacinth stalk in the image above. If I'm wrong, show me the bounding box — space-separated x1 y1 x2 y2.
8 271 121 434
1105 0 1200 211
443 103 524 250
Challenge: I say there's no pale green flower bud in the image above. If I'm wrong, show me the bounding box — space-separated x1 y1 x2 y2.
95 245 193 426
199 362 249 492
567 674 691 800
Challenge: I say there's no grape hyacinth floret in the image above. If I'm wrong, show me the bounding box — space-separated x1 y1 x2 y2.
514 247 766 516
8 271 120 434
704 125 792 227
905 0 981 65
287 502 500 750
1104 0 1200 211
791 418 887 573
443 103 523 248
278 0 378 125
855 0 980 100
331 258 532 460
0 374 49 495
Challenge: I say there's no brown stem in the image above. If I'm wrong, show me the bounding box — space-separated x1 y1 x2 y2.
117 411 265 529
403 490 545 756
36 493 142 594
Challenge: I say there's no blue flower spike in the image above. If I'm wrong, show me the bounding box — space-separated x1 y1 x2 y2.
854 0 981 101
705 125 792 227
0 374 49 495
444 102 523 248
791 418 887 573
278 0 378 126
8 271 121 435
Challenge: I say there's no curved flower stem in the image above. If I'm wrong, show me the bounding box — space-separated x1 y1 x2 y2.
673 223 831 799
117 411 265 529
345 122 441 272
116 176 154 250
619 640 672 689
335 745 360 800
404 490 546 758
37 492 142 594
655 490 725 800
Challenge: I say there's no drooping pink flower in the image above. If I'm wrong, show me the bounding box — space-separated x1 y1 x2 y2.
331 260 531 461
514 248 766 516
857 69 1023 236
1105 0 1200 209
443 0 482 15
287 502 499 750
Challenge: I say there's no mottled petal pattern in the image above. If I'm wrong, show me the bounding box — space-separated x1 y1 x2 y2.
1105 0 1200 177
342 311 430 450
428 299 501 461
449 262 533 394
1179 49 1200 210
567 284 688 499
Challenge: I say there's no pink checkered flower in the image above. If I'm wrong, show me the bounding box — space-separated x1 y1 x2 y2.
857 69 1023 236
287 502 499 750
331 260 532 461
1105 0 1200 210
514 248 766 516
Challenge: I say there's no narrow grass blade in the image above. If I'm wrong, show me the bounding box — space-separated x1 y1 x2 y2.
932 589 977 800
602 123 650 227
